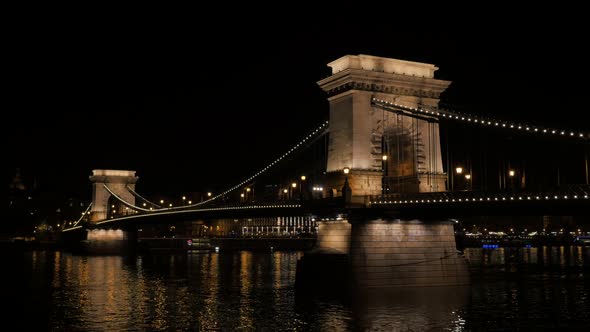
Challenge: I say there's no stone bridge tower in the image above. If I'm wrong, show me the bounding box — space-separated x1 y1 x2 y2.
317 54 450 198
88 169 138 222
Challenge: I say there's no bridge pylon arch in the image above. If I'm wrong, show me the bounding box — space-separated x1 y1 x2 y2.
318 54 450 198
88 169 138 222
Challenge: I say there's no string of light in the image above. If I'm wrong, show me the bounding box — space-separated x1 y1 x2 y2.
95 204 302 225
174 120 330 209
126 185 162 208
72 202 92 227
103 184 152 212
371 193 589 205
372 98 589 140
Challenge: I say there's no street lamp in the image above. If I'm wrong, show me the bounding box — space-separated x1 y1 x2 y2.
300 175 306 200
465 174 472 190
382 155 388 196
342 167 351 203
291 182 297 200
244 187 251 202
508 170 516 191
207 192 212 197
312 186 323 199
452 166 464 191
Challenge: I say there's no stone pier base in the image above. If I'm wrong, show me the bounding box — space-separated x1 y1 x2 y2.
317 221 351 254
81 229 136 255
297 219 469 290
350 219 469 288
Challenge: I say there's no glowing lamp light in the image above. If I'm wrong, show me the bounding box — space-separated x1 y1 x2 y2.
455 167 463 174
343 167 350 175
300 175 306 181
382 155 388 161
509 170 515 177
465 174 471 180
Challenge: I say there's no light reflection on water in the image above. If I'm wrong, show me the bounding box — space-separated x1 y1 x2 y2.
464 246 590 270
3 247 589 331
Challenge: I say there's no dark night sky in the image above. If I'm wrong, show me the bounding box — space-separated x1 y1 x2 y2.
4 2 589 200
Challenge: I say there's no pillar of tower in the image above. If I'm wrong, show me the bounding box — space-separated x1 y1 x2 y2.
88 169 138 222
317 54 451 197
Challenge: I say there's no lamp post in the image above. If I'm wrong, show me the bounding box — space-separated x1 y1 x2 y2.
342 167 351 203
382 154 388 198
453 166 463 191
300 175 306 200
464 174 472 191
291 182 297 200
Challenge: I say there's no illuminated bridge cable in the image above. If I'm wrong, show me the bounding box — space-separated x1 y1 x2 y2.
371 98 589 141
95 203 302 225
103 184 152 213
72 202 92 227
180 120 330 208
125 186 162 209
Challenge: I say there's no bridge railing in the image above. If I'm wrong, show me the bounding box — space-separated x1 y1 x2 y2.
369 185 590 205
128 200 305 214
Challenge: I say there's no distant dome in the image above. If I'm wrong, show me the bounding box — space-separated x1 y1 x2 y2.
9 168 26 191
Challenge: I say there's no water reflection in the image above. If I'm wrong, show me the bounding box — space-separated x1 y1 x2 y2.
2 247 589 331
353 287 470 331
296 286 470 331
464 246 590 271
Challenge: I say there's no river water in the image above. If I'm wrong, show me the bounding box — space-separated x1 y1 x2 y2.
3 247 589 331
